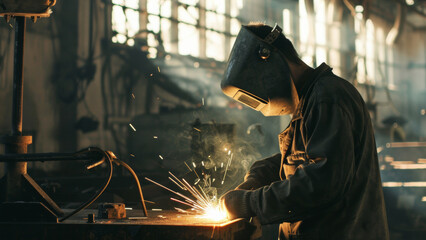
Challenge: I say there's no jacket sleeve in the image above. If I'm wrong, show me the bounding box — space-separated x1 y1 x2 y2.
249 101 356 225
244 153 283 186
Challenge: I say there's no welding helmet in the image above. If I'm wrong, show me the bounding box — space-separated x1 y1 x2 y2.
221 24 296 116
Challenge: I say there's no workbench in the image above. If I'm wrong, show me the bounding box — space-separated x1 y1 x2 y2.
0 209 256 240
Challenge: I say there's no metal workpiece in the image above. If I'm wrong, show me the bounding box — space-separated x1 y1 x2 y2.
98 203 127 219
0 209 256 240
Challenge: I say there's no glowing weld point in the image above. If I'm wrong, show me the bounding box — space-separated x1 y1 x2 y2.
192 162 196 168
153 136 158 139
224 147 228 151
129 123 136 131
159 155 164 160
200 206 227 222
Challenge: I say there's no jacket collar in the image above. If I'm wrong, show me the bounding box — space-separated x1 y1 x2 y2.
290 63 332 122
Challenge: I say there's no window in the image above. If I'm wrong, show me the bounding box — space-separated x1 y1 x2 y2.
111 0 140 46
177 0 199 57
299 0 314 66
111 0 242 61
314 0 327 65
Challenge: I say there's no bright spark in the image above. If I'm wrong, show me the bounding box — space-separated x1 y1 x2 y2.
153 136 158 139
222 153 233 184
129 123 136 131
159 155 164 160
184 161 192 171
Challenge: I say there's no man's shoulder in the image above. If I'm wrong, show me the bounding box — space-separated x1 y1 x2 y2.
310 72 362 104
302 71 367 120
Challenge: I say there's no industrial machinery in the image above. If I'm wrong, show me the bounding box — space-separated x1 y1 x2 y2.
0 0 149 224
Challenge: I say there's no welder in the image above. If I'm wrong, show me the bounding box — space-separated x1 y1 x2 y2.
220 23 389 240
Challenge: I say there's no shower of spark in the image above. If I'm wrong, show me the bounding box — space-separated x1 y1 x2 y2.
145 171 227 222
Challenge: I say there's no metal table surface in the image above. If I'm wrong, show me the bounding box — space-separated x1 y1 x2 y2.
0 209 255 240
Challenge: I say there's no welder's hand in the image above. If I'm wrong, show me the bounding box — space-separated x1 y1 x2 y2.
220 190 255 220
235 178 263 190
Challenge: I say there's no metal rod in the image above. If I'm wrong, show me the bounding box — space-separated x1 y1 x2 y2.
0 152 102 162
12 17 26 136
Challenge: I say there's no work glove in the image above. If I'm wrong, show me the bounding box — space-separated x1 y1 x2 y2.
236 178 263 190
220 189 255 220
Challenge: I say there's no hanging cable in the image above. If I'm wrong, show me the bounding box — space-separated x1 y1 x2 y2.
59 147 113 222
107 151 148 217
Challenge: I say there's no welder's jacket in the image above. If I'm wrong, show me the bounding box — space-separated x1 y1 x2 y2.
246 64 389 239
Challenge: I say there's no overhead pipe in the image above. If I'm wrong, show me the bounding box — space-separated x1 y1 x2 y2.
386 1 406 45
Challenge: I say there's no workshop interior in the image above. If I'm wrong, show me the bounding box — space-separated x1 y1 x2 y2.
0 0 425 239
